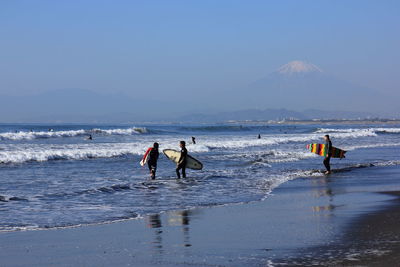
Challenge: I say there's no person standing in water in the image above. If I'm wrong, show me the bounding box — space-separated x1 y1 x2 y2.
323 135 332 174
258 134 261 139
148 142 159 179
191 136 196 144
176 141 187 178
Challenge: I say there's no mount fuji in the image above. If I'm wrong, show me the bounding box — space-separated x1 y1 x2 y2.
243 60 385 113
276 60 323 74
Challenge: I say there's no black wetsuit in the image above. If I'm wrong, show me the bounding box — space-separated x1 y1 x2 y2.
323 140 332 172
148 148 159 178
176 147 187 178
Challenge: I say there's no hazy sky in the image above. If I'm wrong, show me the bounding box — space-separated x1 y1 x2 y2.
1 1 399 101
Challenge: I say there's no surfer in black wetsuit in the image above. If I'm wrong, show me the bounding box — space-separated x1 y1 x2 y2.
323 135 332 174
192 136 196 144
148 142 159 179
176 141 187 178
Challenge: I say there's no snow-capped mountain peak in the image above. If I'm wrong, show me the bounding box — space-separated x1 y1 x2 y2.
277 60 323 74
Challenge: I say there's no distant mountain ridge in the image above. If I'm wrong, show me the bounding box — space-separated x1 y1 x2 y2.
177 108 376 123
0 60 398 123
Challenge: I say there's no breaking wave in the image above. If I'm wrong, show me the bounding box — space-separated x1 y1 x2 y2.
205 130 377 150
0 144 140 164
0 127 147 141
0 142 209 164
315 127 400 135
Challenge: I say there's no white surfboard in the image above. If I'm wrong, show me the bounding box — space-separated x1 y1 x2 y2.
163 149 203 170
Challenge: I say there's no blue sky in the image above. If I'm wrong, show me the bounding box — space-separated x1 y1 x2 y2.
0 0 399 113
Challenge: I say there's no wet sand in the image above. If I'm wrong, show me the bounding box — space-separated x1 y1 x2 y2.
1 165 400 266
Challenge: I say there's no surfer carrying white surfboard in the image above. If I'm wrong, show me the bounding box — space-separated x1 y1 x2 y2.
148 142 159 179
176 141 187 178
323 135 332 174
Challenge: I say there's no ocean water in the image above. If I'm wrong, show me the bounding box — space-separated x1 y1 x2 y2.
0 123 399 232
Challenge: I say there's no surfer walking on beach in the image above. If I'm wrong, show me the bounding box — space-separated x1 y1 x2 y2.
323 135 332 174
176 141 187 178
148 142 159 179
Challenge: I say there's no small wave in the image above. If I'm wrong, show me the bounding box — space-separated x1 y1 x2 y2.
0 127 147 141
91 127 147 135
315 127 400 135
205 130 376 150
315 128 364 133
179 125 251 132
33 183 134 201
0 195 28 202
344 143 400 151
374 128 400 134
249 150 316 166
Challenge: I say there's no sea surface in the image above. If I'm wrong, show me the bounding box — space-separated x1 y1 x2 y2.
0 122 399 232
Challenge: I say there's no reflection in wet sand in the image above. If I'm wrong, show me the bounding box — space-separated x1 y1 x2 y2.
146 210 193 256
147 214 163 253
310 177 337 217
168 210 192 247
312 204 336 212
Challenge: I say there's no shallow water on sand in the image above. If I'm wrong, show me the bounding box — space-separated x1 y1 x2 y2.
0 123 399 231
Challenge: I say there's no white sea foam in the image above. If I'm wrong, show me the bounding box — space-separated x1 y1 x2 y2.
344 143 400 151
265 150 317 163
0 142 210 164
0 127 147 141
0 127 380 164
374 160 400 167
316 127 400 134
259 169 324 200
315 128 364 133
204 130 377 150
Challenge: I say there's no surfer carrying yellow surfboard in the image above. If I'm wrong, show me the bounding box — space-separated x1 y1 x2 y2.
323 135 332 174
176 141 188 178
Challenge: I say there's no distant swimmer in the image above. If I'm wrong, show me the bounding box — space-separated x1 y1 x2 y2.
176 141 187 179
87 134 93 140
148 142 159 179
48 128 54 132
323 135 332 174
258 134 261 139
191 136 196 144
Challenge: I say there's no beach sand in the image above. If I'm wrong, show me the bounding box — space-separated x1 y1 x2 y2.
1 165 400 266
